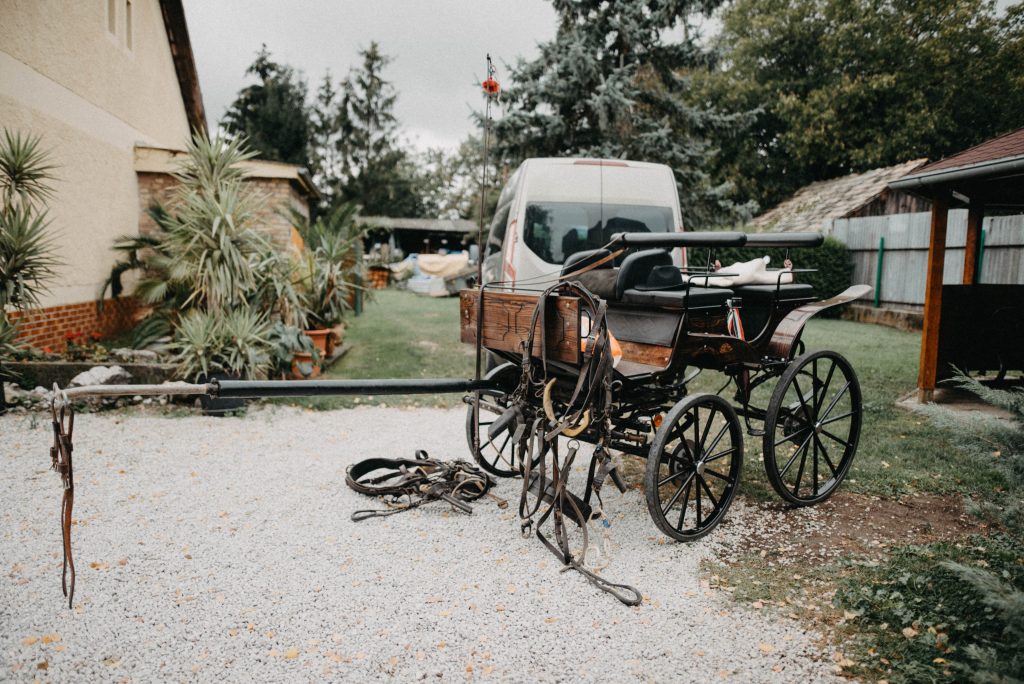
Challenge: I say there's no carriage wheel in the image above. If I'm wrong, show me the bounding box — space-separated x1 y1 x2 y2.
644 394 743 541
763 350 862 506
465 363 521 478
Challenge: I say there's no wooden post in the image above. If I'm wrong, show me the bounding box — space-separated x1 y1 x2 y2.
918 192 950 403
962 201 984 284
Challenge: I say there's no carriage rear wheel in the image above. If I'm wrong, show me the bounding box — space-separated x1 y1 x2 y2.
763 350 862 506
644 394 743 541
466 363 521 478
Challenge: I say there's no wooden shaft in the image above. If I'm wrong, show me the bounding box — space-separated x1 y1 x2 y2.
917 192 950 403
962 201 984 284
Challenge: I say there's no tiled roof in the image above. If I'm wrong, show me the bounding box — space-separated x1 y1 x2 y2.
750 159 927 232
916 128 1024 174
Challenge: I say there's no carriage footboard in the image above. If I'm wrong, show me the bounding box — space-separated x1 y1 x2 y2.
766 284 872 359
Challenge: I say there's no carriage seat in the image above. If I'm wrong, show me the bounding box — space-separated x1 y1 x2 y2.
616 248 732 310
561 247 733 309
731 283 815 302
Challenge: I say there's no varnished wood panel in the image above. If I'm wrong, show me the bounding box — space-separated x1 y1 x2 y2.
617 340 672 369
460 290 581 364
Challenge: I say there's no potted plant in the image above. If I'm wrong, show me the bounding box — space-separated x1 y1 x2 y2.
171 308 271 415
267 322 321 380
293 204 366 358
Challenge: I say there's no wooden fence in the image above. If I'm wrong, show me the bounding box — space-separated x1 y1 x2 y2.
830 211 1024 311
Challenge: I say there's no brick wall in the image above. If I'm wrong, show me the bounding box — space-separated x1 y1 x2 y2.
9 298 140 350
138 172 308 249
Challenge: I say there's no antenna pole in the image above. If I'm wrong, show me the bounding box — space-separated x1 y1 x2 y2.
476 55 498 290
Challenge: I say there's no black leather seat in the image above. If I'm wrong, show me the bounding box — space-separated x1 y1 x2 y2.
616 249 732 310
732 283 815 302
561 248 617 300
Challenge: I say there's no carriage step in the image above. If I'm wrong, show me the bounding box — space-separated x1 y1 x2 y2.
526 473 593 526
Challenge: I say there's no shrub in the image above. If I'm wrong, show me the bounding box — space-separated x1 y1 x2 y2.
708 235 854 314
0 129 60 312
171 308 271 381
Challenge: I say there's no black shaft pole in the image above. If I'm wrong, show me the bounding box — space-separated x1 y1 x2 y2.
214 378 498 400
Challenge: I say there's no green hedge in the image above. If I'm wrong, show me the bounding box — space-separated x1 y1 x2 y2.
697 236 854 316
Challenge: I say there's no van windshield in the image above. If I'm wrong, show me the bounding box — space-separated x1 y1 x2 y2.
523 202 673 264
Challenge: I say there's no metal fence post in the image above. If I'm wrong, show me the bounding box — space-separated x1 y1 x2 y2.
874 236 885 307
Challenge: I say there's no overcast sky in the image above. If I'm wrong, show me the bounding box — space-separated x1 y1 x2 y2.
182 0 557 151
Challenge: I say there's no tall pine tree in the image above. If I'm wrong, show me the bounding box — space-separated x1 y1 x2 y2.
339 43 422 217
221 46 311 168
494 0 753 227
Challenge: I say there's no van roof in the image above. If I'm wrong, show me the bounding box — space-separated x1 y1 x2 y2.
522 157 670 171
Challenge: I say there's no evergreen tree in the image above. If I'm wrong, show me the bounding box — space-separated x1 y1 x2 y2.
494 0 753 227
309 72 347 212
222 45 312 168
699 0 1024 211
339 43 422 217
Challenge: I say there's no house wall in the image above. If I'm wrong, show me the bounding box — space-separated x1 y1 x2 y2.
0 0 191 318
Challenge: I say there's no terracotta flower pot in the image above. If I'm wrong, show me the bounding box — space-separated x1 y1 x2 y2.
291 351 321 379
304 329 331 355
327 324 345 356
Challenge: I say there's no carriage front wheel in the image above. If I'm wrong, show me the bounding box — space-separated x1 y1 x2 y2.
763 350 862 506
644 394 744 541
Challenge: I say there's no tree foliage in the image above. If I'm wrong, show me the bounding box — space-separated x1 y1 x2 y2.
699 0 1024 210
494 0 754 227
222 45 312 168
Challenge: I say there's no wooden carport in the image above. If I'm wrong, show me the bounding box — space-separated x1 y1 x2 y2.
889 128 1024 402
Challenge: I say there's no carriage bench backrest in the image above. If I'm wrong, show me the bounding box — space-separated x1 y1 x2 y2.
459 289 583 365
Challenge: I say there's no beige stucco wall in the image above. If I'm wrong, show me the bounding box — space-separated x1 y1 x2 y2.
0 0 192 307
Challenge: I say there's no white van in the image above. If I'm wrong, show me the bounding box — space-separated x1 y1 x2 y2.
481 158 686 288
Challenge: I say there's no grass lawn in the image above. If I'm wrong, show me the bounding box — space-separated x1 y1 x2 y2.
275 288 474 410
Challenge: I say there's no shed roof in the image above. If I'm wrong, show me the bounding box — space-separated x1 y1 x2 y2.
357 216 478 234
915 128 1024 175
750 159 927 232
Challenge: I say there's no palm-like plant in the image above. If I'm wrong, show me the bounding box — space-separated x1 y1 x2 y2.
1 129 60 312
293 203 367 329
171 308 272 381
102 134 267 314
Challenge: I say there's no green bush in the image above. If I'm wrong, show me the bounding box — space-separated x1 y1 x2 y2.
703 235 854 315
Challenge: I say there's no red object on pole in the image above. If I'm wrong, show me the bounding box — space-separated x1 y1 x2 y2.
482 77 500 95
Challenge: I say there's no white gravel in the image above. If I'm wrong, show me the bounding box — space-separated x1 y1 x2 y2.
1 406 839 682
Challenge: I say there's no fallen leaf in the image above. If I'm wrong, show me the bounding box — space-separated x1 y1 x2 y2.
22 636 38 646
90 562 110 570
283 647 299 660
506 584 516 594
41 634 61 645
759 643 775 653
37 661 48 670
902 627 919 639
228 629 239 637
544 617 558 624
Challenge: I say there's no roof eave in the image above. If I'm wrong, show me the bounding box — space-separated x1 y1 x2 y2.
889 155 1024 193
159 0 208 136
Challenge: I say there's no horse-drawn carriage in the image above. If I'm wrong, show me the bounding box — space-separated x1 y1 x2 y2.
462 230 870 543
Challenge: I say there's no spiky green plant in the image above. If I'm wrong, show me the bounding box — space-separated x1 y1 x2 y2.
102 134 267 314
171 307 271 381
291 202 367 328
1 129 60 311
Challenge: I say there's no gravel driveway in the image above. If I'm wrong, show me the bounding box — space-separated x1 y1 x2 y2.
1 406 838 682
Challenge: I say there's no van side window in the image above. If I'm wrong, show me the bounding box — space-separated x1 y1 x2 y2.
486 202 511 256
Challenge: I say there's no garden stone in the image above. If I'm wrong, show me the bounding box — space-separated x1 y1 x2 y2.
111 347 160 363
69 365 132 387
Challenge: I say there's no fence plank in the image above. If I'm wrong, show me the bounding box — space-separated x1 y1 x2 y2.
828 211 1024 309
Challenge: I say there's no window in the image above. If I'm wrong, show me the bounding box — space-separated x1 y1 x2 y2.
107 0 116 33
486 202 511 256
124 0 133 49
523 201 673 264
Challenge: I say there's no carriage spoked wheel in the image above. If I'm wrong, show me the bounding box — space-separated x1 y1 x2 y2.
644 394 743 541
763 350 862 506
465 363 522 478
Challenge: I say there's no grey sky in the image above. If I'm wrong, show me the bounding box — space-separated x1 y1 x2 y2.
182 0 557 151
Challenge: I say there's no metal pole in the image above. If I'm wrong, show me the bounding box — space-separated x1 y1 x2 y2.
874 235 885 308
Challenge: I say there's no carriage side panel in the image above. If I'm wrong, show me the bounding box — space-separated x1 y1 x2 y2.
459 290 582 364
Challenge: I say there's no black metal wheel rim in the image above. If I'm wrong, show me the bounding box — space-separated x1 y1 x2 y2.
644 394 743 541
465 364 520 478
763 350 862 505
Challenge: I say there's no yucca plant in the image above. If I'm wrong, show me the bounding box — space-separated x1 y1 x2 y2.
171 307 271 382
102 134 267 315
1 129 60 312
292 203 367 329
